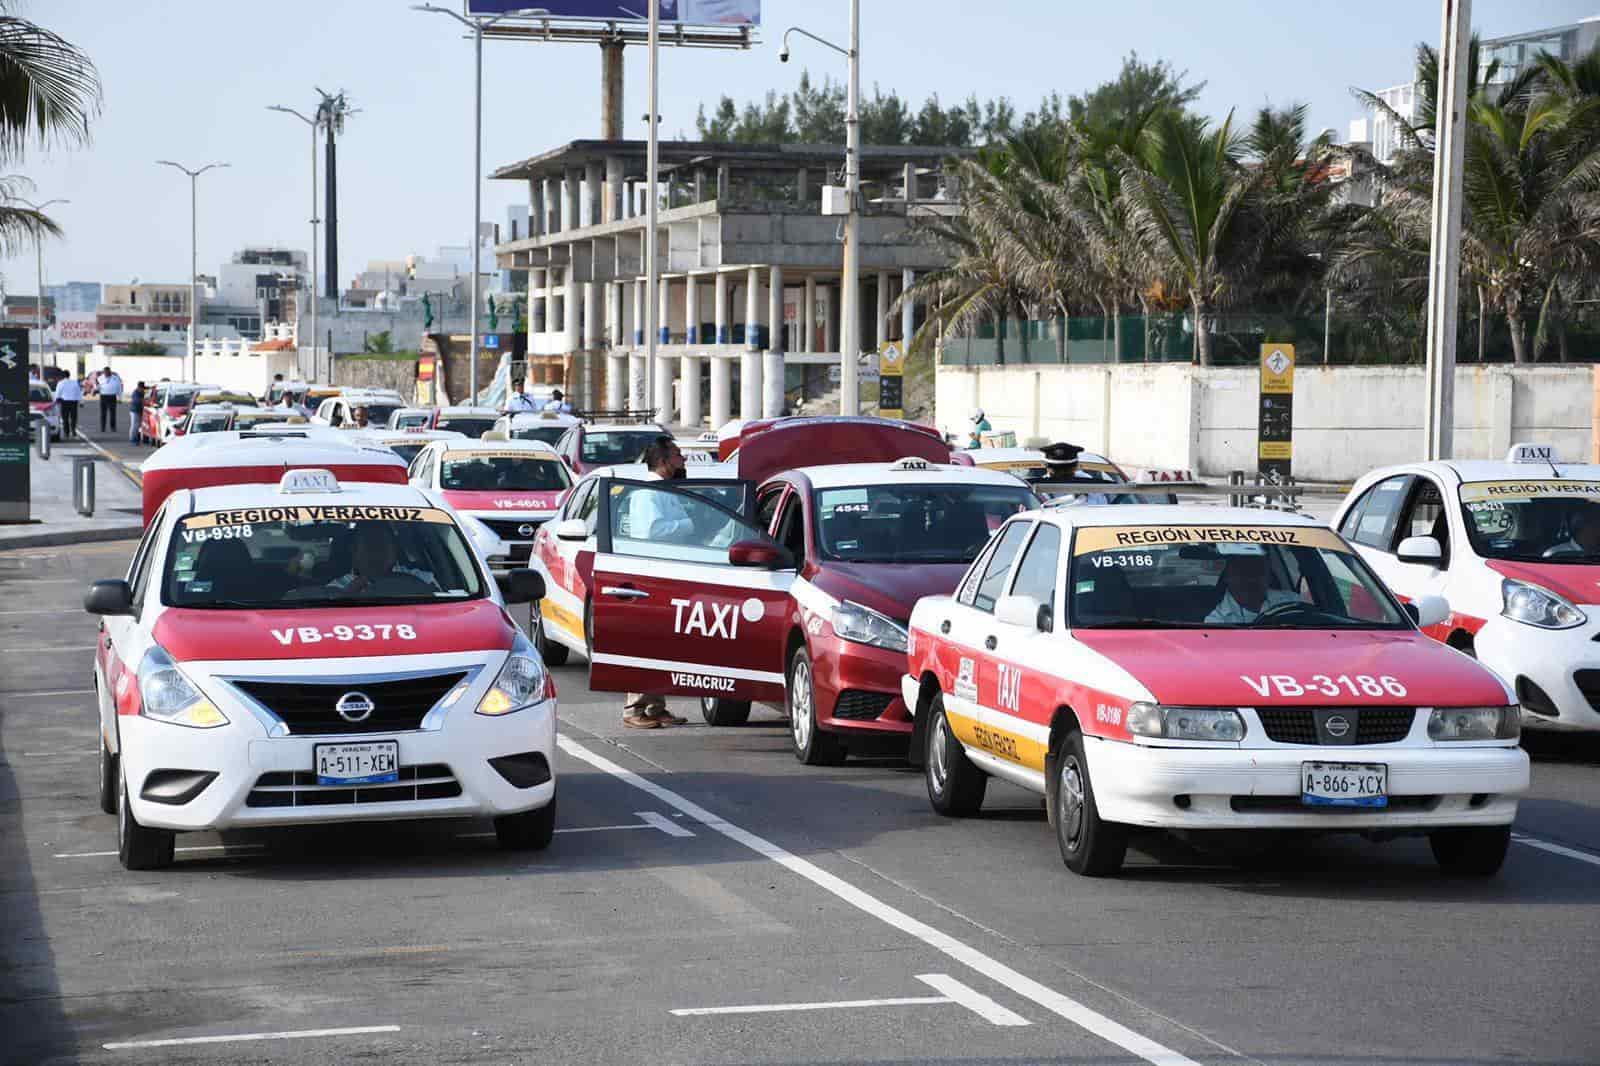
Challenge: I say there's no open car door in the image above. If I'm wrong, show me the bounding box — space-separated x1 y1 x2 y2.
588 478 795 702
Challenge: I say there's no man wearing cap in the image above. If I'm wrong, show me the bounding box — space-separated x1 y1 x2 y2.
1038 441 1112 505
966 408 991 449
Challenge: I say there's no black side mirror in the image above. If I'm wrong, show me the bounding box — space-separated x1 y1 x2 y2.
500 568 546 604
85 579 134 616
1036 604 1053 632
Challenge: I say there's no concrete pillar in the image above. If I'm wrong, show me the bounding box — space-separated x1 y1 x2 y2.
606 282 626 411
600 40 624 140
564 169 581 231
658 275 672 346
767 265 784 358
875 271 891 351
543 178 558 233
628 352 647 412
624 181 635 219
716 165 730 201
585 161 603 228
655 276 674 420
903 162 916 202
582 280 600 409
631 279 645 346
901 268 916 345
564 269 580 355
693 170 705 204
532 182 546 237
765 263 785 418
605 156 624 223
803 277 817 353
825 281 840 354
744 266 762 352
680 352 702 428
713 271 729 344
740 350 760 421
686 275 700 345
710 353 732 429
797 168 808 204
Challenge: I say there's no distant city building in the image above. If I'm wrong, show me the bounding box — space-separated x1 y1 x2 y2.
213 247 307 337
43 281 101 314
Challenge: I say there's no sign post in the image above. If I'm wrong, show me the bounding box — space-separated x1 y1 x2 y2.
878 341 904 420
1258 343 1294 480
0 328 31 522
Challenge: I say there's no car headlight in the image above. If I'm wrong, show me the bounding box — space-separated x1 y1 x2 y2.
1501 578 1585 630
137 647 227 728
476 632 552 716
1126 702 1246 742
831 601 909 653
1428 705 1520 741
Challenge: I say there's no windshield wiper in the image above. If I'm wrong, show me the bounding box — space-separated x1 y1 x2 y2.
1076 618 1208 629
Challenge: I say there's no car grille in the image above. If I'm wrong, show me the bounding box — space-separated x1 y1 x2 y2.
230 672 467 736
1254 707 1416 745
832 690 894 721
479 518 545 542
245 763 461 807
1573 670 1600 711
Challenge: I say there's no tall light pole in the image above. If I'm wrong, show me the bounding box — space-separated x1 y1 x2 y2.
157 160 229 382
782 4 861 415
413 5 547 405
18 197 68 360
267 104 322 382
646 1 660 419
1422 0 1472 460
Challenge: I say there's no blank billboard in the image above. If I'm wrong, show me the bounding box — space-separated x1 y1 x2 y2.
465 2 760 25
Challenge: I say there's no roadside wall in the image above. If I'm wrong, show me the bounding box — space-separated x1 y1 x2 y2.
936 363 1595 481
329 358 417 395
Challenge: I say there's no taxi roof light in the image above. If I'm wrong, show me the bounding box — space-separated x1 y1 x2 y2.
1507 442 1561 464
891 456 933 471
278 468 342 495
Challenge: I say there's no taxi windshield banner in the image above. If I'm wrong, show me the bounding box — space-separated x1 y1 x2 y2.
182 505 454 529
1073 525 1347 554
1459 480 1600 503
446 451 559 463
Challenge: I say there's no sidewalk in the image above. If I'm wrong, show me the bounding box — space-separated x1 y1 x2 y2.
0 428 145 550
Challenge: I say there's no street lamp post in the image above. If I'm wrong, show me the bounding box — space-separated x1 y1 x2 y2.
268 104 322 382
156 160 229 382
413 5 547 406
18 197 68 361
782 4 861 415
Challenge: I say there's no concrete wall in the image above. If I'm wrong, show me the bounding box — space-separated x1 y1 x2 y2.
329 358 417 395
38 349 299 396
936 363 1595 481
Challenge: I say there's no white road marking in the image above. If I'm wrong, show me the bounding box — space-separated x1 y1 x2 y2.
1 689 95 697
456 815 690 840
1513 832 1600 868
56 844 265 860
557 735 1199 1066
637 810 695 837
104 1025 400 1051
671 995 949 1017
917 973 1031 1027
4 646 96 654
20 750 95 758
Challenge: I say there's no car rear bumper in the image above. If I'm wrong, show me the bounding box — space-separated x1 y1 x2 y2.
1083 735 1528 830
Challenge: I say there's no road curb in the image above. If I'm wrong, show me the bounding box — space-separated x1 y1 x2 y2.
0 524 144 551
74 431 144 487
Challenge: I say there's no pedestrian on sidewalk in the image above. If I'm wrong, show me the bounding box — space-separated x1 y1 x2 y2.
53 373 82 437
98 367 123 432
128 381 146 443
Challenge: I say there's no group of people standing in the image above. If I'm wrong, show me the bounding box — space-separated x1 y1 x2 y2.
40 366 126 437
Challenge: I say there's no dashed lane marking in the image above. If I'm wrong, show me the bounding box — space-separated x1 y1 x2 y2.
672 994 951 1018
1514 832 1600 868
104 1025 399 1051
0 689 95 697
56 844 266 860
916 973 1031 1026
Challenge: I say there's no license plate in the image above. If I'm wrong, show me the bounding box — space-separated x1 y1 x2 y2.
1302 762 1387 808
315 741 399 786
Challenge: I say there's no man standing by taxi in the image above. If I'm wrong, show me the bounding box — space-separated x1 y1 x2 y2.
127 381 145 444
53 371 82 437
543 388 573 415
620 436 690 730
98 366 123 432
505 379 537 414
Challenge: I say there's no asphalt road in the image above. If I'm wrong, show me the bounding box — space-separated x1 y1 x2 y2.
3 538 1599 1066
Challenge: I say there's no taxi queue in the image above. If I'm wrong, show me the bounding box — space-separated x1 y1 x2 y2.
86 388 1589 879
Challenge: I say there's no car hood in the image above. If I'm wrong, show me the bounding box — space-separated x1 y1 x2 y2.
153 600 516 662
812 561 970 622
1486 559 1600 606
441 489 564 513
1072 629 1509 706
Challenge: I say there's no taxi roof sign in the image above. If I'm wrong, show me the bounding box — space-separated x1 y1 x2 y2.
891 456 933 471
1507 442 1561 464
278 468 341 495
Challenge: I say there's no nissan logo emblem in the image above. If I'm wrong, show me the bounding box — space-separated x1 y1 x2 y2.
517 523 536 538
335 691 376 723
1324 714 1351 739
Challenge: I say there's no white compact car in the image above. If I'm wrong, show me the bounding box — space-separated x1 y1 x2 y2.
1335 443 1600 732
86 468 556 870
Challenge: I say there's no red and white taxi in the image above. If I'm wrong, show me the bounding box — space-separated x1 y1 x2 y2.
139 382 219 445
410 438 572 575
553 420 670 475
86 469 556 870
28 379 61 440
1336 443 1600 732
903 505 1528 877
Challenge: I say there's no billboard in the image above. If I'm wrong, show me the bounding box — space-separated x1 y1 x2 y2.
465 1 759 25
48 312 99 347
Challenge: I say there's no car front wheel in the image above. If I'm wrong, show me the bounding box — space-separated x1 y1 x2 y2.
788 647 845 766
1049 727 1126 877
700 697 751 726
924 691 986 816
1429 825 1510 876
118 771 174 871
495 796 557 851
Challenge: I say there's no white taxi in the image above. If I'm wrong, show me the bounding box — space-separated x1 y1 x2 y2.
903 505 1529 877
86 469 557 869
409 437 573 576
1335 443 1600 732
493 410 583 447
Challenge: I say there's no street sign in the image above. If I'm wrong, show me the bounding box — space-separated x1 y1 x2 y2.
0 328 31 522
878 341 905 420
1258 343 1294 480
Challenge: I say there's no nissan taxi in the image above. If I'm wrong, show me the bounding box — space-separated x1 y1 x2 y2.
1335 443 1600 732
903 505 1529 877
138 382 220 445
177 403 238 436
431 405 501 440
28 379 60 440
85 469 555 870
410 437 572 575
492 410 583 447
553 420 671 475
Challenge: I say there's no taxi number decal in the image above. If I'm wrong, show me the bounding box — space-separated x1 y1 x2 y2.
1095 703 1123 726
669 671 735 692
490 499 553 509
1242 673 1407 699
1087 552 1153 569
270 624 418 645
180 526 254 543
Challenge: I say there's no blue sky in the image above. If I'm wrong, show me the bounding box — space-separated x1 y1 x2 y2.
11 1 1597 295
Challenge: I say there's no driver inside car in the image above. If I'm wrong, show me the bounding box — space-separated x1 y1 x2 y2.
325 524 436 595
1204 549 1302 624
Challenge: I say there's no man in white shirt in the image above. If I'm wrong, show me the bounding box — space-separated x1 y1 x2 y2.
541 388 572 415
621 436 691 730
1205 551 1302 624
97 367 123 432
53 374 83 436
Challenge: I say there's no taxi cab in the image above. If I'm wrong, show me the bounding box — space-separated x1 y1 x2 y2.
388 407 436 430
431 405 501 440
233 408 307 431
178 403 239 436
85 469 555 870
554 420 670 475
312 388 406 429
1335 443 1600 733
355 427 466 465
493 410 583 447
410 437 572 576
903 505 1528 877
28 380 61 440
139 382 221 445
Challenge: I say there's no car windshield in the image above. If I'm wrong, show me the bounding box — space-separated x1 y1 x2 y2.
1069 524 1409 629
164 505 485 608
440 454 569 492
581 430 662 465
361 403 402 425
391 411 432 429
434 415 495 438
1459 480 1600 563
386 442 429 463
166 390 197 409
29 384 51 403
816 484 1036 564
512 425 568 445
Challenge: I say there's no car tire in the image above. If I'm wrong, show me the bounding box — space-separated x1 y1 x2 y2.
98 730 118 816
700 697 751 726
494 796 556 851
924 691 986 816
1049 727 1127 877
788 647 845 766
1429 825 1510 876
117 770 174 871
533 607 569 666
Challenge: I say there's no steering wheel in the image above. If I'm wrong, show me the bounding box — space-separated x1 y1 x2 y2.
1253 599 1318 623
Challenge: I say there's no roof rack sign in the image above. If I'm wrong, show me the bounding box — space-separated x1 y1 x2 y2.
1507 443 1561 464
892 456 933 471
278 469 341 495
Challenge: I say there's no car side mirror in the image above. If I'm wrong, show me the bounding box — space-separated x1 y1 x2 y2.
1396 535 1443 566
552 518 588 542
1408 594 1450 629
500 568 546 604
729 539 789 569
995 593 1043 630
84 579 134 616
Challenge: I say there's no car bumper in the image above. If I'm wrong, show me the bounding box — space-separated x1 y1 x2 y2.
812 634 911 736
1083 735 1528 830
119 698 556 832
1476 615 1600 732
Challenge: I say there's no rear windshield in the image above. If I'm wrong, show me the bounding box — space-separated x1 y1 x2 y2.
816 483 1035 564
165 390 197 410
29 384 51 403
164 505 484 608
360 403 402 425
581 430 662 466
441 454 570 492
511 425 568 445
1459 480 1600 563
391 411 432 429
187 413 232 434
434 416 495 438
387 442 428 464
